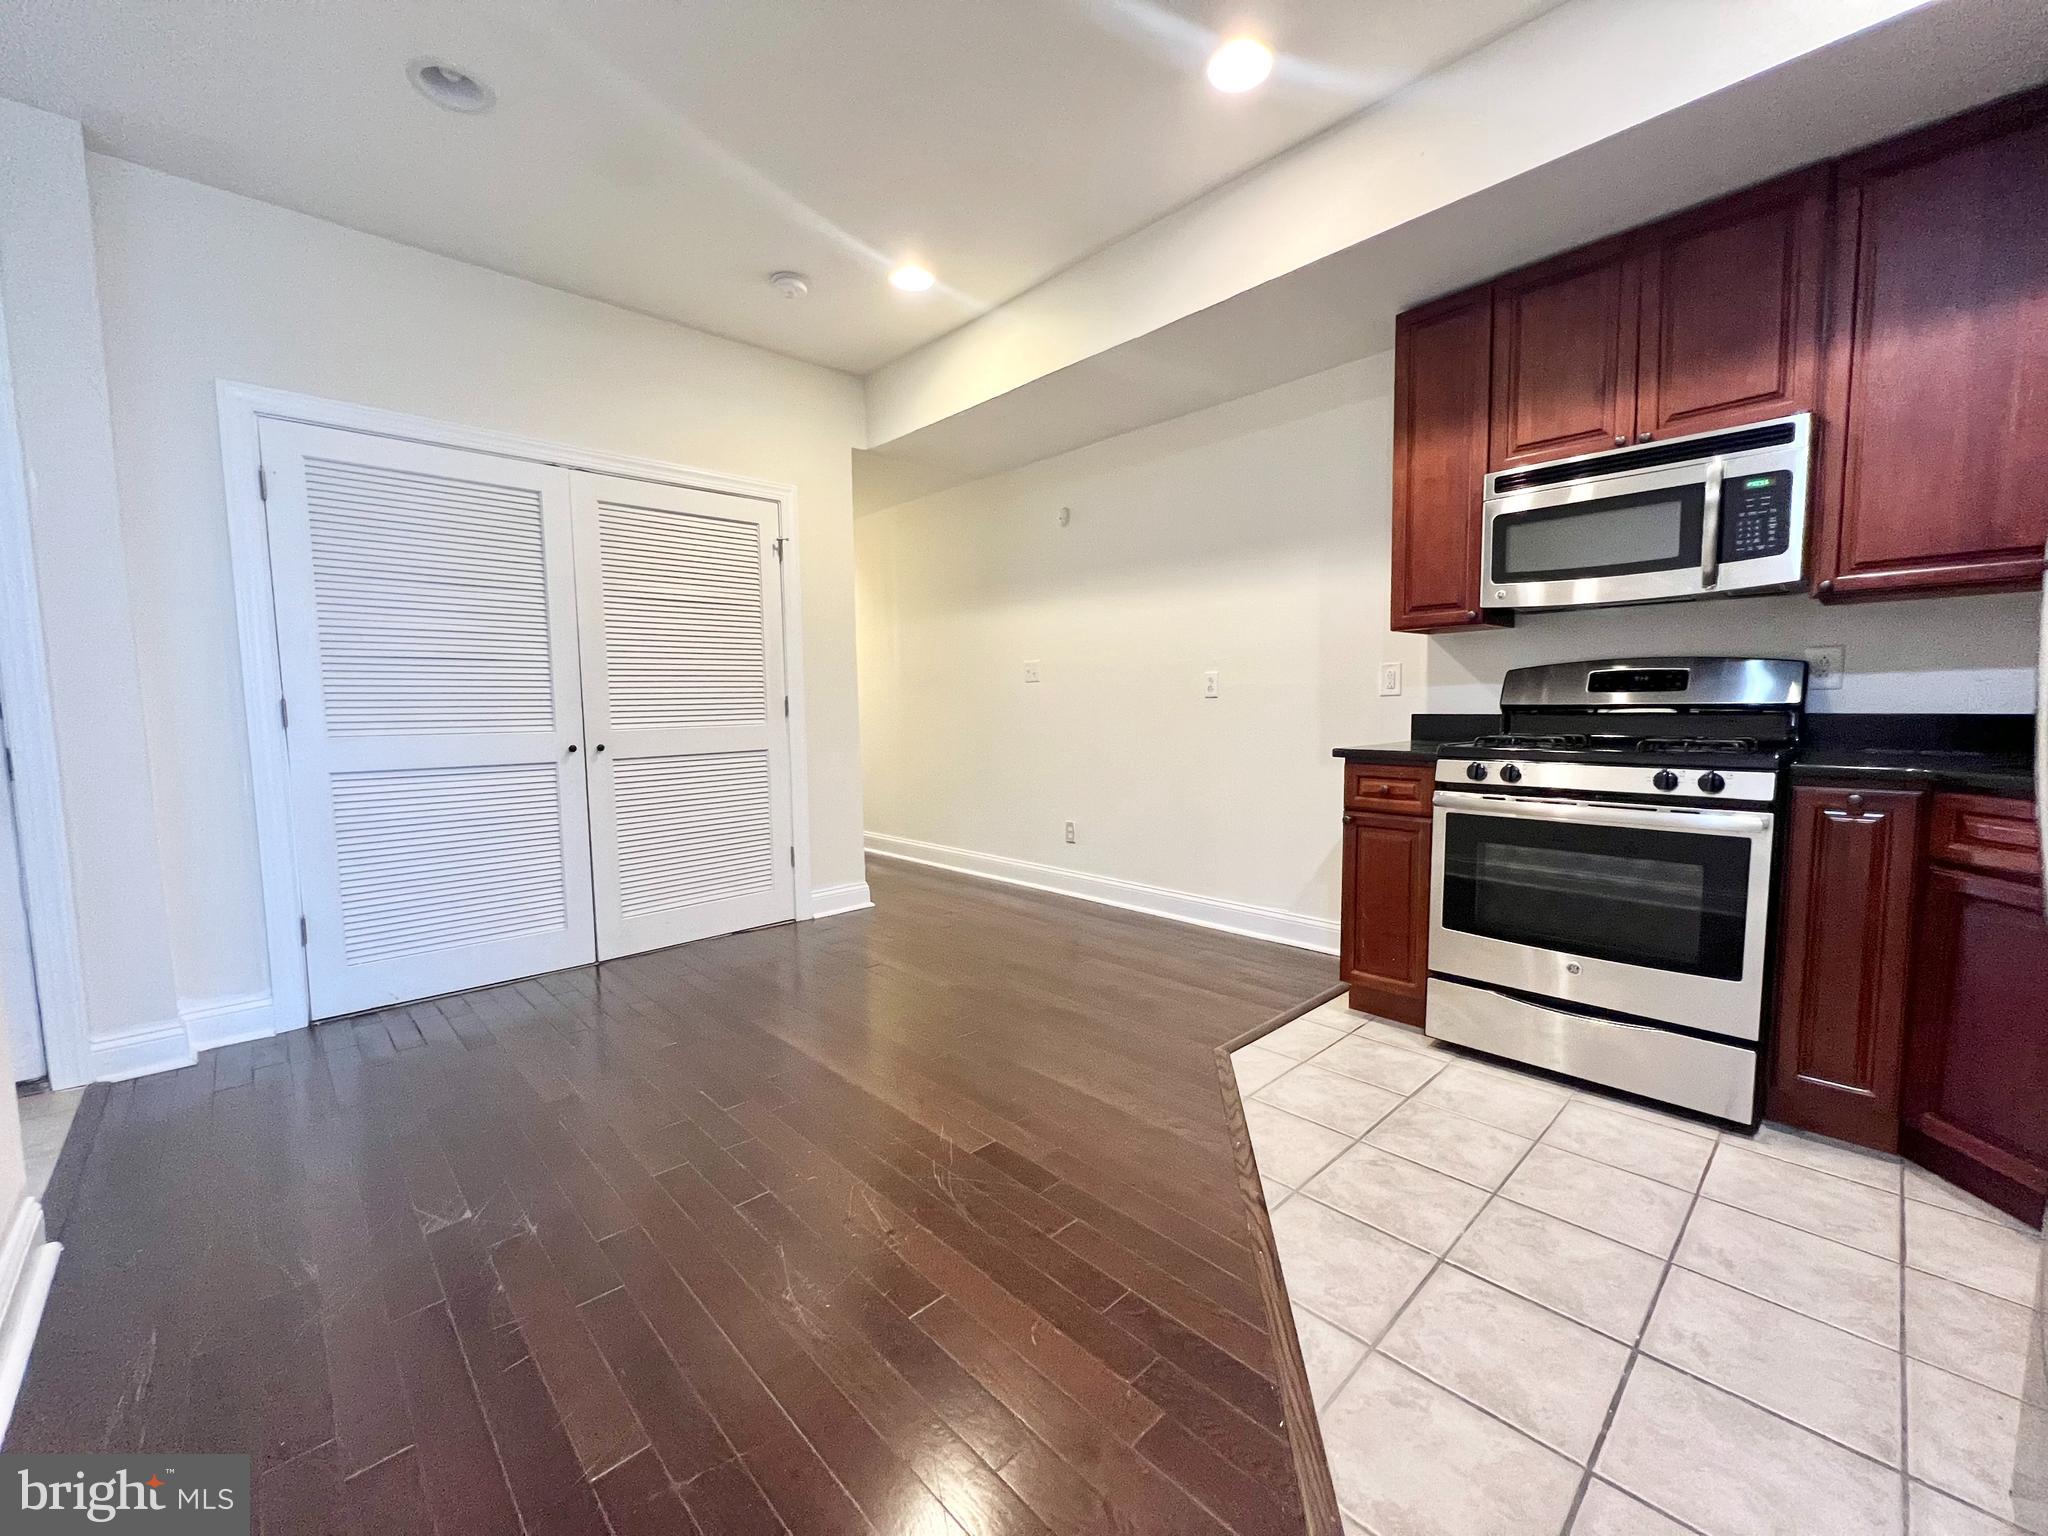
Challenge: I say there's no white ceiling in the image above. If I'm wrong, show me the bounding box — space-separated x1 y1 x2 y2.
0 0 1563 374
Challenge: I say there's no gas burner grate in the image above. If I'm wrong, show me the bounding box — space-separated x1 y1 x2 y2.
1470 733 1591 751
1635 736 1763 755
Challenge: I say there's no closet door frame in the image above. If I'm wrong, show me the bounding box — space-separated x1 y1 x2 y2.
219 381 818 1035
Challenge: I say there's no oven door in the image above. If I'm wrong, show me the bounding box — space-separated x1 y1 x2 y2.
1429 790 1775 1042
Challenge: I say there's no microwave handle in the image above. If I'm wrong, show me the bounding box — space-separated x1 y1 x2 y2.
1700 455 1725 589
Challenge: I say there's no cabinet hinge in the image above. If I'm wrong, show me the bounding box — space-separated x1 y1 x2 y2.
279 695 290 730
3 747 12 783
298 915 308 946
789 847 796 868
773 537 786 561
783 696 790 717
258 466 269 503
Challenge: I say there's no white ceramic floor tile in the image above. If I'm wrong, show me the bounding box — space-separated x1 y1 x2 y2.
1907 1359 2036 1528
1260 1176 1293 1212
1675 1199 1900 1346
1449 1197 1666 1342
1700 1141 1899 1259
1304 1143 1490 1255
1291 1304 1367 1408
1269 1196 1435 1341
1256 1062 1402 1138
1597 1358 1902 1536
1906 1165 2043 1234
1230 1044 1294 1095
1641 1267 1902 1465
1501 1145 1693 1257
1315 1034 1447 1096
1412 1063 1568 1138
1912 1480 2029 1536
1365 1100 1532 1190
1242 1100 1354 1188
1744 1123 1903 1192
1344 1016 1442 1054
1571 1481 1698 1536
1541 1099 1714 1192
1907 1201 2046 1308
1906 1269 2045 1405
1380 1265 1629 1462
1259 1015 1352 1061
1321 1353 1584 1536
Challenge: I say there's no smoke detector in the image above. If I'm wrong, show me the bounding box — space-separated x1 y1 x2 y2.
768 271 811 299
409 60 495 113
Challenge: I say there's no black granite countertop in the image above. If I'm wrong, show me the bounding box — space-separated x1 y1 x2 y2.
1331 741 1443 764
1790 748 2033 797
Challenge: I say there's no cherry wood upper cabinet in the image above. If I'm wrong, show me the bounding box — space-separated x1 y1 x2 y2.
1635 169 1829 442
1768 784 1925 1151
1391 288 1504 633
1814 89 2048 599
1904 862 2048 1226
1489 240 1638 469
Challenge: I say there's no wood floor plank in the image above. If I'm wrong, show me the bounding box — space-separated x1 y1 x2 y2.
6 862 1328 1536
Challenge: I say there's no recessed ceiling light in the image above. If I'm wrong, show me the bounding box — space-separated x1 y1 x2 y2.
889 263 936 293
408 59 496 114
1206 37 1274 93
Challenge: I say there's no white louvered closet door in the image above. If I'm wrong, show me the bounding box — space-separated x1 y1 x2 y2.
260 421 596 1017
571 474 795 960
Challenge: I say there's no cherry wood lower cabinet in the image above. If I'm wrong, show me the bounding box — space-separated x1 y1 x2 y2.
1903 842 2048 1226
1339 762 1433 1026
1771 783 2048 1225
1768 785 1925 1149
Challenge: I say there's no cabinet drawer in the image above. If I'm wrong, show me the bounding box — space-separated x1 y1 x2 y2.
1345 763 1432 816
1929 794 2040 879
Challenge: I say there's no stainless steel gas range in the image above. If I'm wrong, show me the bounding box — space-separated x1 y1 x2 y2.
1425 657 1808 1126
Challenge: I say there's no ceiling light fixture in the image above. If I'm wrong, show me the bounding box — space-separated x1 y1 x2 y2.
889 263 936 293
408 59 496 114
1205 37 1274 93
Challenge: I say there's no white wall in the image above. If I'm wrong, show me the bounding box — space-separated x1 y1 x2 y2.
856 350 2039 935
85 154 869 1013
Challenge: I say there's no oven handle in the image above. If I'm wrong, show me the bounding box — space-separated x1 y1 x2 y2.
1433 790 1770 837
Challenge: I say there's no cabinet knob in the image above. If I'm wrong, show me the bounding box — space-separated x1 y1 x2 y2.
1638 432 1655 444
1846 793 1865 814
1817 579 1835 596
1463 609 1477 622
1614 435 1627 447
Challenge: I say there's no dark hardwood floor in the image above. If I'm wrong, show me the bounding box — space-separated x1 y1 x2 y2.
9 859 1331 1535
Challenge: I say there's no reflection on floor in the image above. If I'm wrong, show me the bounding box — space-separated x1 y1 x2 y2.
16 1085 85 1196
1232 998 2048 1536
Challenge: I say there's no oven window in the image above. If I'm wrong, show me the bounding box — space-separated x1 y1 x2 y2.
1494 484 1704 583
1440 811 1750 979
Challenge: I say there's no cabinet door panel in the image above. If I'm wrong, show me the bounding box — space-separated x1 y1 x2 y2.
1903 867 2048 1227
1817 93 2048 597
1391 289 1501 632
1636 171 1827 440
1490 243 1637 469
1767 786 1924 1149
1341 811 1431 1027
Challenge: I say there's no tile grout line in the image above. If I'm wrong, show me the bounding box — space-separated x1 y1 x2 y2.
1899 1171 1912 1536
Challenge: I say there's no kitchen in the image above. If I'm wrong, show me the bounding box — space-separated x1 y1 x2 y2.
1213 81 2047 1536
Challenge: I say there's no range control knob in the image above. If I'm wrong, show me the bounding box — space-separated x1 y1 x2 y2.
1698 770 1726 795
1499 763 1523 784
1465 761 1489 782
1653 769 1681 792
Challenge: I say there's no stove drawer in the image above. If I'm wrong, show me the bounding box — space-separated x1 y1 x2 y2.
1346 762 1431 816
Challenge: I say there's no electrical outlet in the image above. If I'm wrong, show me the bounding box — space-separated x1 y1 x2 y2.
1063 820 1077 845
1379 661 1403 697
1804 645 1844 692
1024 659 1041 684
1202 669 1220 699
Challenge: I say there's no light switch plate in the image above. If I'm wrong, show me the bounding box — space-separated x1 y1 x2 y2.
1804 645 1844 691
1379 662 1403 697
1024 659 1042 684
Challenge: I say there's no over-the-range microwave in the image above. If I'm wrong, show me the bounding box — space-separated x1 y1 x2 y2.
1481 413 1810 612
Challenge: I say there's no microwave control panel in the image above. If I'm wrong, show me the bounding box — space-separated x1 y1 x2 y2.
1719 471 1795 562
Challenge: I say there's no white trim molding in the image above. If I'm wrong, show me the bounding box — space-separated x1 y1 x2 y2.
216 380 816 1029
86 1021 196 1082
864 834 1339 954
0 1192 60 1440
180 991 282 1053
809 882 873 918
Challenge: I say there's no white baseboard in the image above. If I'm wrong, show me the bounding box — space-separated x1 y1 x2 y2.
809 881 874 918
85 1019 195 1082
0 1193 59 1440
180 990 282 1051
863 833 1339 954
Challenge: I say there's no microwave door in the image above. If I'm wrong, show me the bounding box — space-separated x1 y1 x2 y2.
1484 463 1710 610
